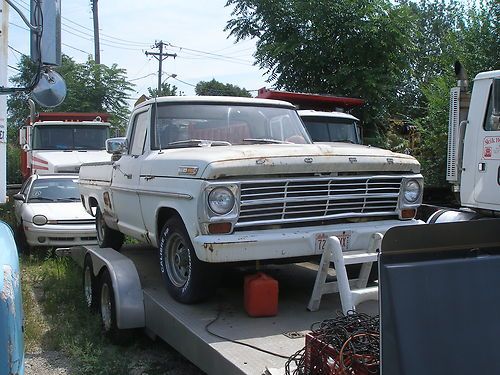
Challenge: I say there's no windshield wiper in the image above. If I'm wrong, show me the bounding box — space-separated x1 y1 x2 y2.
29 197 56 202
242 138 286 144
166 139 232 148
55 197 81 202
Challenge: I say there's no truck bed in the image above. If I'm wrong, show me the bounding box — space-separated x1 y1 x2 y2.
79 161 113 183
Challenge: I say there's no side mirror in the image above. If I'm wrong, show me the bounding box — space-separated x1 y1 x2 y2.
106 137 128 155
13 193 25 202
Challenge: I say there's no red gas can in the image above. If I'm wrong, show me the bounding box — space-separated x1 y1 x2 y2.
244 272 279 317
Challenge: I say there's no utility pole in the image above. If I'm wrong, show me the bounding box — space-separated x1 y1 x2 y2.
91 0 100 63
145 41 176 93
0 1 9 203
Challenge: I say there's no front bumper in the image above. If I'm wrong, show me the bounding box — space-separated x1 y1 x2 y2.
192 219 424 263
23 222 97 247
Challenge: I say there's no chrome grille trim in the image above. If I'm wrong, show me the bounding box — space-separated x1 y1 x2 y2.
237 175 404 227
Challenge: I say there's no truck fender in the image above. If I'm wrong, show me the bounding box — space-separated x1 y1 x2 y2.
427 208 478 224
72 246 145 329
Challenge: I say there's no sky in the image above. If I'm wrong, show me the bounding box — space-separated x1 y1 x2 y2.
7 0 271 105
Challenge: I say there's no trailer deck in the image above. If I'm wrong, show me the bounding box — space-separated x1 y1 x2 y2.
73 245 377 375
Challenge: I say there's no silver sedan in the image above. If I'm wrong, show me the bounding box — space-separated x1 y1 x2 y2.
13 174 97 250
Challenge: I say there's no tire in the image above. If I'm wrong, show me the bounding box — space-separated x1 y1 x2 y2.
98 269 134 345
96 207 124 251
158 216 217 304
83 255 98 312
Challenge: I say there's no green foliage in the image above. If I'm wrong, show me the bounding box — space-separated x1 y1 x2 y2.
147 82 179 97
414 76 454 187
21 255 131 374
7 55 134 131
225 0 416 131
195 78 252 97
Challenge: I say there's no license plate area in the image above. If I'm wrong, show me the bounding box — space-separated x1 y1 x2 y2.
315 231 351 253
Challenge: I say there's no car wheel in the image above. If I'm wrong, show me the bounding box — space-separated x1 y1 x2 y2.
99 269 134 345
158 216 217 304
83 255 98 312
96 207 124 251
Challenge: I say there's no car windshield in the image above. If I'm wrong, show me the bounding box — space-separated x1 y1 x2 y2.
302 116 361 144
152 103 312 149
32 125 109 150
27 178 80 202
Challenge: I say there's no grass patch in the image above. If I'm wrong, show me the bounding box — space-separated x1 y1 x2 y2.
21 253 133 375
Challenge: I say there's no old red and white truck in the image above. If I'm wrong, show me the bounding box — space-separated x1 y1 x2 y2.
19 112 111 180
78 96 424 304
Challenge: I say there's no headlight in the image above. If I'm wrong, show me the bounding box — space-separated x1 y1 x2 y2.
33 215 48 226
208 187 235 215
403 179 421 203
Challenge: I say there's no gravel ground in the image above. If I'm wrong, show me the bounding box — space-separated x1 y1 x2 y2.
25 350 73 375
24 336 205 375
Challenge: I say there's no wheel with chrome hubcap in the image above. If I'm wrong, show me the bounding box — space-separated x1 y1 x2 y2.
158 216 217 304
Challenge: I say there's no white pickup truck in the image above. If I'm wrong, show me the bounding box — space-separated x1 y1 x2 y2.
79 96 423 303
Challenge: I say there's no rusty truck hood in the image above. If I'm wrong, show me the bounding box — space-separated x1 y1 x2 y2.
145 143 420 179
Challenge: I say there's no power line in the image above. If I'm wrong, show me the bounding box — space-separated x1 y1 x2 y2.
145 41 177 92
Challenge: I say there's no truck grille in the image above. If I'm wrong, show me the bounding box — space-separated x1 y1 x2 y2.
237 175 403 227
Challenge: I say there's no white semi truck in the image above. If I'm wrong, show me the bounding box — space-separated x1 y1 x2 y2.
429 65 500 223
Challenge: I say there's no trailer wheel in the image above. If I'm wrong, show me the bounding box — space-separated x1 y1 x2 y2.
159 217 217 304
96 207 124 251
83 255 98 312
99 269 134 345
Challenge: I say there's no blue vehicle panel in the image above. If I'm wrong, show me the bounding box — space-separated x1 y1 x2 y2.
0 221 24 375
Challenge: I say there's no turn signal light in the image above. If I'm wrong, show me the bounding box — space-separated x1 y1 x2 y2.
401 209 416 219
208 222 232 234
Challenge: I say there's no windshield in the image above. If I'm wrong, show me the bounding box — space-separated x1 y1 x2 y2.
32 125 109 150
28 178 80 202
152 103 311 148
302 116 361 144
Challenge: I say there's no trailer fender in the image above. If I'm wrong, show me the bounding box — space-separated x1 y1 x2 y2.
72 246 145 329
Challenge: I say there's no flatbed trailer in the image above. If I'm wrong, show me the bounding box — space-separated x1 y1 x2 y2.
67 245 377 375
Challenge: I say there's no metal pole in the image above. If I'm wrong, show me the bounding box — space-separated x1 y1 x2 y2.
92 0 100 64
0 1 9 203
157 41 163 92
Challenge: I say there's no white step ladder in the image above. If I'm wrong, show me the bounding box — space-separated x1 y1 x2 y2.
307 233 383 314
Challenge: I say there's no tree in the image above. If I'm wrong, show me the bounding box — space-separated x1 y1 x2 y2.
6 54 134 183
7 54 134 130
195 79 251 97
225 0 416 135
147 82 179 97
225 0 499 187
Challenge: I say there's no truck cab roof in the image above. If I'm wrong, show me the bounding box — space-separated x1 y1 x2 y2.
298 109 359 121
136 96 296 109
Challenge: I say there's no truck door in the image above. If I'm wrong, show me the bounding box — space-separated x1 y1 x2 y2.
473 80 500 209
111 108 150 238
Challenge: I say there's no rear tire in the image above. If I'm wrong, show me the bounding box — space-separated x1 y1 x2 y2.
98 269 134 345
158 216 217 304
96 207 124 251
83 255 98 312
